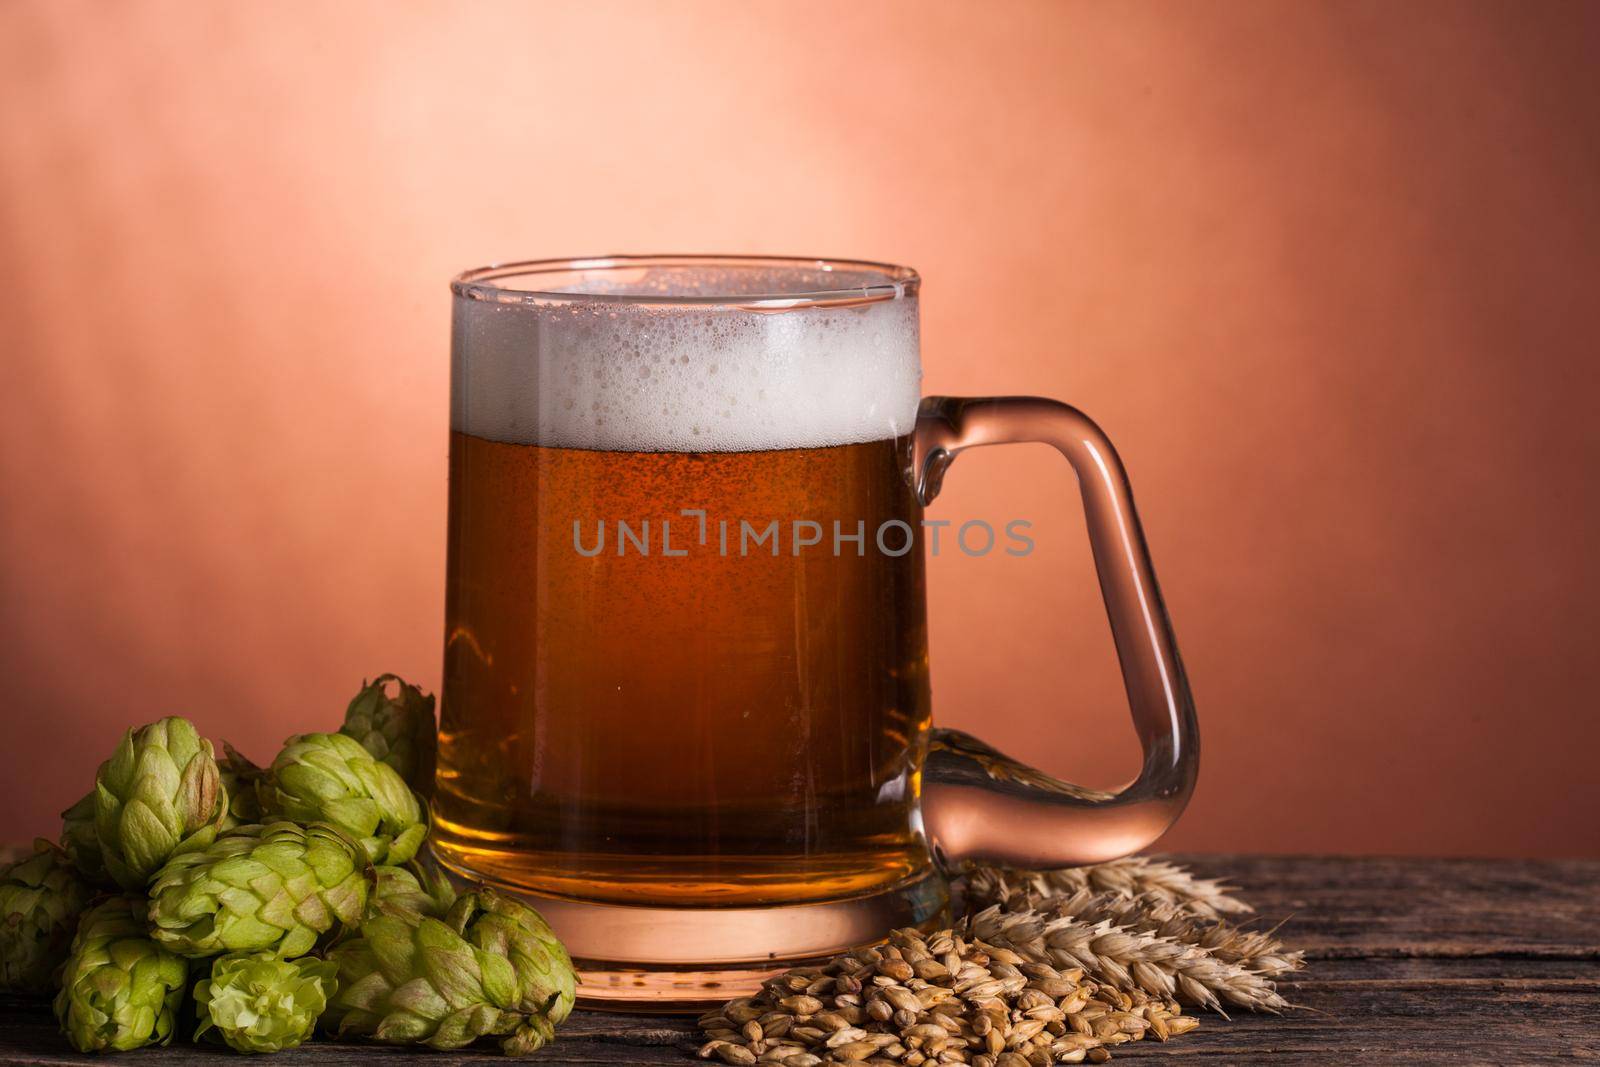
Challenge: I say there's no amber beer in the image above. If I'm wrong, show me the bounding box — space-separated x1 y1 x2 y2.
434 433 931 905
432 266 932 910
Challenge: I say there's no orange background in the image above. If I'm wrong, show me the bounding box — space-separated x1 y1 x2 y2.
3 1 1597 858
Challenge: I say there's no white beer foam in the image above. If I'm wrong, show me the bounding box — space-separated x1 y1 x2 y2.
451 295 921 452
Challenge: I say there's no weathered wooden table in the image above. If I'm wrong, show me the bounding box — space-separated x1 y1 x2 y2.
4 856 1597 1064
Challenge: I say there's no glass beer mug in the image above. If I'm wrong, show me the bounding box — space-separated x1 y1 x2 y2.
432 257 1198 1007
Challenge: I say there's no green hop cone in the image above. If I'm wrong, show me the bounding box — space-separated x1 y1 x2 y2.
339 674 437 794
0 840 93 989
94 716 227 890
149 821 370 959
217 743 265 831
59 792 111 887
260 732 425 865
195 952 338 1053
325 887 575 1054
53 896 188 1053
371 861 457 920
453 889 575 1051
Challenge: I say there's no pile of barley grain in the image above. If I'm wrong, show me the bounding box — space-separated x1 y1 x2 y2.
697 858 1301 1065
697 924 1196 1066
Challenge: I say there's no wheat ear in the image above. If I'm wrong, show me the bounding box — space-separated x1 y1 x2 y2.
963 905 1290 1015
967 856 1253 920
1022 887 1305 980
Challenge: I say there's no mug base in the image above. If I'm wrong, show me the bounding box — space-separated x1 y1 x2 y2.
431 849 950 1010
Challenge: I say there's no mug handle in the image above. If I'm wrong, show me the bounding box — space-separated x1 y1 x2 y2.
914 396 1200 870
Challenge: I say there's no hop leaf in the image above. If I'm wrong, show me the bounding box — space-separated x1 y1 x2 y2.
325 887 575 1053
0 840 93 989
148 821 370 959
93 717 227 890
260 732 425 865
195 952 338 1053
59 792 110 887
340 674 437 793
53 897 188 1053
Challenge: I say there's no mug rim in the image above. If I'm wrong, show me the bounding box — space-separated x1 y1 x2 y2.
451 255 920 309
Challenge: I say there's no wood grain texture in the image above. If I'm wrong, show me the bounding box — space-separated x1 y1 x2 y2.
6 856 1598 1065
1175 854 1600 960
